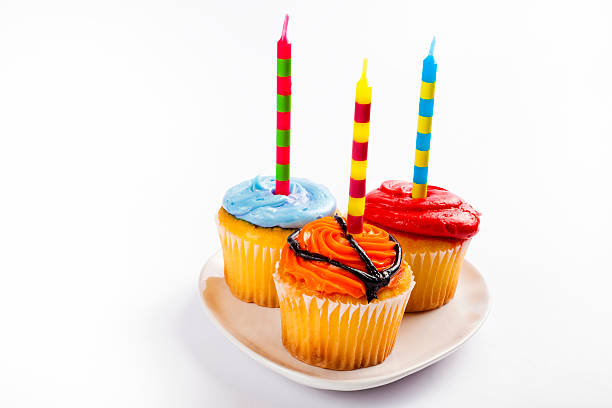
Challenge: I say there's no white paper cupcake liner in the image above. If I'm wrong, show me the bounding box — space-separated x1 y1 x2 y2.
402 239 469 311
274 276 415 370
217 221 284 307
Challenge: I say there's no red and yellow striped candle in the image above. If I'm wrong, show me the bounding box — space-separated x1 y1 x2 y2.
276 14 291 195
347 59 372 235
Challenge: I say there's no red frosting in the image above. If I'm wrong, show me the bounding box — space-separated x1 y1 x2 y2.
364 180 481 240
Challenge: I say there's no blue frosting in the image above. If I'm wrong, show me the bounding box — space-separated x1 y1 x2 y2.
222 176 336 228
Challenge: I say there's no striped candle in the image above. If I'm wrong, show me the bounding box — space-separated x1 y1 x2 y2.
347 59 372 235
412 37 437 199
276 14 291 195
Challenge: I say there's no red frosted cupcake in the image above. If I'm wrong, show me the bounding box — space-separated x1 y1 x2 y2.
364 180 480 312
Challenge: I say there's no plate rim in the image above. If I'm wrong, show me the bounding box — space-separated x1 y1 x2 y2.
198 250 490 391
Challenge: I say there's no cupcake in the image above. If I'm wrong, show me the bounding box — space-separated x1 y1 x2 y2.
364 180 480 312
217 175 336 307
274 215 415 370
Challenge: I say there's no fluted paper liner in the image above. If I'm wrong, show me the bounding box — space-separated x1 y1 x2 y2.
274 276 415 370
217 218 288 308
398 235 470 312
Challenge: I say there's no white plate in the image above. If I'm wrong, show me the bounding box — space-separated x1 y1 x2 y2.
199 251 490 391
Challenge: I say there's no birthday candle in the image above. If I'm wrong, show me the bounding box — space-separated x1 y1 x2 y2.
412 37 437 199
276 15 291 195
347 59 372 235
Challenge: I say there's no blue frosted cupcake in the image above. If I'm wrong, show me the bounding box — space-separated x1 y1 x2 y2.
217 175 336 307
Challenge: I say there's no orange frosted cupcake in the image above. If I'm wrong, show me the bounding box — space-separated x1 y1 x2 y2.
274 215 414 370
364 181 480 312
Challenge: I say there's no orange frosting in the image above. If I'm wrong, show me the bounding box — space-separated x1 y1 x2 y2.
280 216 405 298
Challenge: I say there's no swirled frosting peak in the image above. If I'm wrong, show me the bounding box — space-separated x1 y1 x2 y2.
282 216 407 300
222 176 336 228
364 180 480 239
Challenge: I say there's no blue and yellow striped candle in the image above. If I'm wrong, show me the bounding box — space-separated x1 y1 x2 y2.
412 37 437 199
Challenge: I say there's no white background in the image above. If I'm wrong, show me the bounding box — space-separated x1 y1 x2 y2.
1 0 611 406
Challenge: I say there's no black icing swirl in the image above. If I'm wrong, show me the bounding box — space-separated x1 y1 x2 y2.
287 215 403 302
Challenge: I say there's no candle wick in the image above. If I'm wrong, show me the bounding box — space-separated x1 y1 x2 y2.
429 36 436 56
281 14 289 41
361 58 368 79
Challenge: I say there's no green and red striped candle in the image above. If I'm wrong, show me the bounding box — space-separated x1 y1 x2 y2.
276 15 291 195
